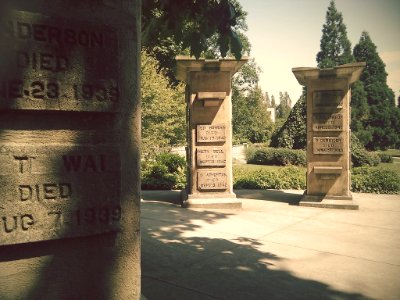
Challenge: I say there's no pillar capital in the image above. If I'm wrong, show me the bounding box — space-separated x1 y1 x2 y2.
292 62 366 86
176 56 248 82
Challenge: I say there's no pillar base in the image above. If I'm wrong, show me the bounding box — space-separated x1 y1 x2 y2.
181 190 241 209
300 192 358 210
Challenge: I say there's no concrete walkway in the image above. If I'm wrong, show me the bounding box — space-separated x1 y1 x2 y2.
141 190 400 300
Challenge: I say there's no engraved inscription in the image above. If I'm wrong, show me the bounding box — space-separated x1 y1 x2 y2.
313 90 343 109
197 147 226 167
0 144 120 246
0 11 119 112
313 113 343 131
313 137 344 155
197 170 227 190
197 124 226 143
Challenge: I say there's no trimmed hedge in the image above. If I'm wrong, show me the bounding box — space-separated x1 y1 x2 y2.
234 165 400 194
234 166 306 190
351 134 380 167
376 152 393 163
352 167 400 194
141 153 186 190
246 147 306 167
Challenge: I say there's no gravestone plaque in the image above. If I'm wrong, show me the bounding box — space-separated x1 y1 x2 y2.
313 137 343 155
313 113 343 131
313 90 343 109
197 124 226 143
0 144 120 246
0 10 119 112
196 147 226 167
197 170 227 190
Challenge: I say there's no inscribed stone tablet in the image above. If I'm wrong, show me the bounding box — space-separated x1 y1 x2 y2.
313 137 344 155
197 124 226 143
197 170 227 190
313 113 343 131
0 11 119 112
313 90 343 110
0 144 120 246
196 147 226 167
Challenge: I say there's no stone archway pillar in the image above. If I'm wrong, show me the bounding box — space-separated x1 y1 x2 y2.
293 62 365 209
176 57 247 209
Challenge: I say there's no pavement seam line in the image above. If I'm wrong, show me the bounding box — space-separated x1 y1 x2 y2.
142 274 223 299
259 239 400 267
255 210 328 240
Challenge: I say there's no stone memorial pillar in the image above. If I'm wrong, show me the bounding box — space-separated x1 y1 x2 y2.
0 1 141 299
292 62 365 209
176 57 247 209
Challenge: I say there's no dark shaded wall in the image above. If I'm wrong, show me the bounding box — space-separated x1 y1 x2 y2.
0 1 141 299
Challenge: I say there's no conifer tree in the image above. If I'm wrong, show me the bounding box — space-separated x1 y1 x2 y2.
265 92 271 107
271 95 276 108
353 31 400 149
272 1 353 149
316 0 354 68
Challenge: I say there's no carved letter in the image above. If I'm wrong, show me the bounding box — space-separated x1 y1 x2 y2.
19 185 32 201
63 155 81 172
84 155 97 172
59 183 72 199
43 183 57 200
2 216 17 233
21 214 35 230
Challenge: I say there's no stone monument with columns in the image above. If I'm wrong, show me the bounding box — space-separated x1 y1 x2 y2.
176 57 247 209
292 62 366 209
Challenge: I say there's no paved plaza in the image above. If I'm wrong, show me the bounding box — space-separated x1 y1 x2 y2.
142 190 400 300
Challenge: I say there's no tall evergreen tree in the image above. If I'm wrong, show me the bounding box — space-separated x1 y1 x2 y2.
276 91 292 119
265 92 271 107
271 95 276 108
272 1 354 149
353 31 400 150
316 0 354 68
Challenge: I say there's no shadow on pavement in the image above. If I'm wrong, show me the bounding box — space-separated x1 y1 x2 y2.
235 189 303 205
141 192 371 300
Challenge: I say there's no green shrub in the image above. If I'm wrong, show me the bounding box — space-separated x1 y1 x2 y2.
234 166 306 190
376 152 394 163
351 133 380 167
352 167 400 194
246 147 306 167
142 153 186 190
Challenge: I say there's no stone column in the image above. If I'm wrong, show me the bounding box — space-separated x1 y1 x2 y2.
0 1 141 299
176 57 247 209
292 62 365 209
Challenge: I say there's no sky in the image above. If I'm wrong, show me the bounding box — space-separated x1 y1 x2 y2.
239 0 400 105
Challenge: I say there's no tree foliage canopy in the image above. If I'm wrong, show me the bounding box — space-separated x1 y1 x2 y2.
276 92 292 119
316 0 354 68
142 0 248 83
232 59 273 143
352 31 400 150
141 51 186 154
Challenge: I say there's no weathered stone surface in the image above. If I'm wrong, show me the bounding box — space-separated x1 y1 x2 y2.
293 63 365 207
313 137 344 155
197 170 227 190
0 145 120 246
312 113 343 131
0 10 119 112
0 1 141 299
196 147 226 167
197 124 226 143
176 58 246 208
313 90 343 110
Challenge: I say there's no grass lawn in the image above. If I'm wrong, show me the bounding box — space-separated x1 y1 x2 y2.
377 149 400 157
